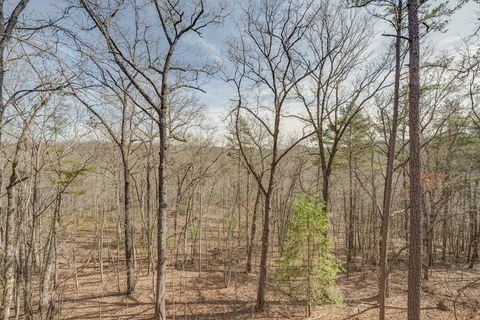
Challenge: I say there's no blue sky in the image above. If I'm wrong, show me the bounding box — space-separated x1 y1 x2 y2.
24 0 480 134
193 1 480 133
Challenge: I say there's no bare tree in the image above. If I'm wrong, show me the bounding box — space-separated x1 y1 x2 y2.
228 0 320 310
76 0 224 318
295 1 390 210
2 91 55 319
72 74 140 294
0 0 29 254
347 1 405 318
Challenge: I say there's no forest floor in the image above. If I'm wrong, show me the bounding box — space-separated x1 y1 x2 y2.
23 212 480 320
51 257 480 320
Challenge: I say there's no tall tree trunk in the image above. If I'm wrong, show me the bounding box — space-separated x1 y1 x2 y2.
122 152 135 294
155 119 167 320
246 187 261 273
146 163 153 273
422 195 430 280
255 181 274 311
468 182 478 268
24 156 39 320
155 50 173 320
16 192 27 320
0 0 29 263
407 1 422 319
255 111 280 311
347 134 354 275
322 170 331 211
0 64 3 253
370 146 378 266
1 178 16 320
0 0 6 252
441 185 450 262
1 128 26 320
379 4 402 318
40 192 61 317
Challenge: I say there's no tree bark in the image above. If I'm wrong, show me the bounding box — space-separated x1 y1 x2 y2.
1 179 16 320
347 133 354 275
407 0 422 319
122 152 135 294
468 182 478 268
246 187 261 273
154 47 174 320
256 108 280 311
255 183 274 311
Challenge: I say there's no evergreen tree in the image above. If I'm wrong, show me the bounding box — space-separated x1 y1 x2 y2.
276 195 343 316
